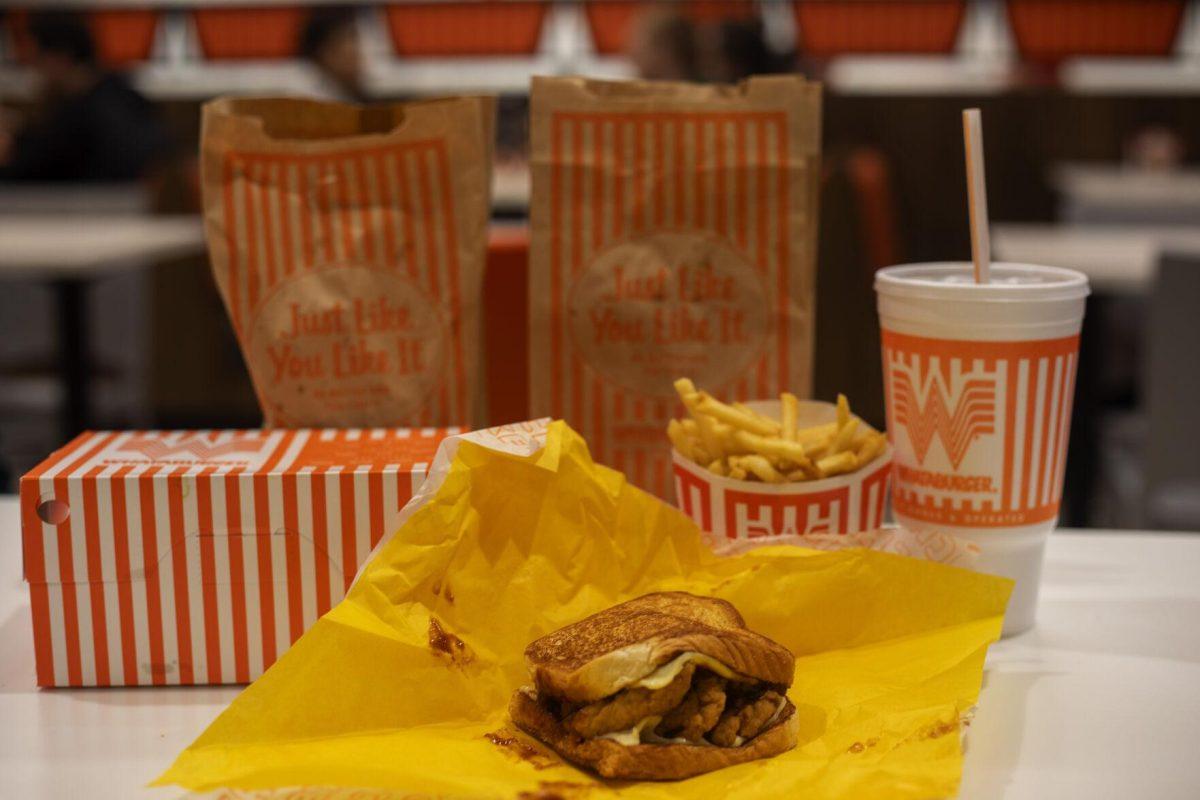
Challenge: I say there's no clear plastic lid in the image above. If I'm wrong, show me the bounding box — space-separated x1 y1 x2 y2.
875 263 1090 302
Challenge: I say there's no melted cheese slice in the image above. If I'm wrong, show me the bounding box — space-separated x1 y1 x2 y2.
732 695 789 747
598 692 789 747
763 693 788 728
598 715 662 746
593 655 782 747
631 652 746 690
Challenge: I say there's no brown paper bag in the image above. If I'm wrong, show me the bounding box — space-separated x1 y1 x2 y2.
528 76 822 497
201 96 494 428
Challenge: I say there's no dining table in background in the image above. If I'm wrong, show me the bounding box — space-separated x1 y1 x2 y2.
1051 163 1200 228
0 185 206 440
991 223 1200 296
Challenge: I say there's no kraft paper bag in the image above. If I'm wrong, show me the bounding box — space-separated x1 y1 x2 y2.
528 76 822 498
201 96 494 428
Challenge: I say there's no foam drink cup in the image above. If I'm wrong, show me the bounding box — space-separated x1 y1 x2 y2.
875 263 1089 635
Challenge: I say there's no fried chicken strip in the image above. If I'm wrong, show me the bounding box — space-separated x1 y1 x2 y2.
708 689 785 746
708 710 741 747
656 671 727 742
736 690 784 740
566 664 696 738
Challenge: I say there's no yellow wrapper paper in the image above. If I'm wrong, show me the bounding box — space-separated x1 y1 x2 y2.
157 421 1011 799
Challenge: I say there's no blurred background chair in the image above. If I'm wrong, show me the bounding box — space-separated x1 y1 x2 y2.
814 146 902 431
1143 252 1200 530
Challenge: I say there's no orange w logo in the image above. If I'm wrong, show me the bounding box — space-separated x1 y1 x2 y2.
117 435 268 462
893 368 996 469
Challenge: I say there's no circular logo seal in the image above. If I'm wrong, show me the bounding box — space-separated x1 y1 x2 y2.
247 266 448 426
567 232 769 398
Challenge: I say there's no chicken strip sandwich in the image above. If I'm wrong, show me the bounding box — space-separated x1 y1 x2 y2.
510 592 798 780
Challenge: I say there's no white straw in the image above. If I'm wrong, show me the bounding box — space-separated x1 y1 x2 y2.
962 108 991 284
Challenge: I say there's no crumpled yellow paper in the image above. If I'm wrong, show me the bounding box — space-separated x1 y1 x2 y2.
156 421 1012 799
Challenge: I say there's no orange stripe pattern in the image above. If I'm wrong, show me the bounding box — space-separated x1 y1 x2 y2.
218 142 472 427
18 427 454 686
674 453 892 540
531 101 818 500
883 330 1080 528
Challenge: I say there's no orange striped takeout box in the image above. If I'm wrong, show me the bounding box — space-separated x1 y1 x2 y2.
19 427 455 687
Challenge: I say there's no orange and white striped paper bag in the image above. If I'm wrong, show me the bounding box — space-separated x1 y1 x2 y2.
19 427 456 687
201 96 494 429
528 76 822 498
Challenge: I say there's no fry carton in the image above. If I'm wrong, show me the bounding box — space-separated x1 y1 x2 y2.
19 427 456 687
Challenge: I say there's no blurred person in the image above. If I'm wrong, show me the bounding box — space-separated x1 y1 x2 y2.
299 6 368 104
628 9 701 82
1125 126 1185 172
700 17 792 83
0 10 169 182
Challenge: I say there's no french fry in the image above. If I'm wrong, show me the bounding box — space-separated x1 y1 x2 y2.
673 378 881 484
713 422 742 456
731 454 785 483
674 380 726 459
817 451 857 477
734 402 777 427
855 433 885 465
666 419 692 460
692 404 726 457
696 395 780 437
695 416 723 458
730 430 816 473
794 421 837 446
781 392 799 441
673 377 698 399
829 417 859 456
803 432 833 460
768 453 790 472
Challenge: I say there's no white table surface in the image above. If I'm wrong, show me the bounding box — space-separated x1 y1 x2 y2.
1 495 1197 799
0 184 151 215
0 215 206 279
992 223 1200 294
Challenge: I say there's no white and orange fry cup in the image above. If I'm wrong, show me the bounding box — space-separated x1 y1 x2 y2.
876 262 1089 635
672 400 893 542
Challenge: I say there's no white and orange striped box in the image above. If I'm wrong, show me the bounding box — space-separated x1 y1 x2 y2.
19 427 456 687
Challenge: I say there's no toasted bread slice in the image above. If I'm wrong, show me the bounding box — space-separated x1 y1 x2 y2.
525 592 794 703
510 688 799 780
